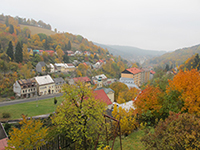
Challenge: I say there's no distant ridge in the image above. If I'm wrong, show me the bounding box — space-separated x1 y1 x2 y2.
93 42 166 64
143 44 200 67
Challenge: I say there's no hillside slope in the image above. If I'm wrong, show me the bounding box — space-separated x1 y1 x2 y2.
93 42 166 64
20 24 55 36
143 44 200 67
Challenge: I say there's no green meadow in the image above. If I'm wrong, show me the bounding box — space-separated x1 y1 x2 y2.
0 96 64 120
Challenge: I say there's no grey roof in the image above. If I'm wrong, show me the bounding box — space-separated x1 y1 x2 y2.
94 87 114 94
35 75 54 85
53 77 66 85
0 123 8 139
38 61 46 67
119 77 139 89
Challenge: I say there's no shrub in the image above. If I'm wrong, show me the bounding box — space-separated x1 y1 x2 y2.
10 96 15 100
141 112 200 150
2 112 11 118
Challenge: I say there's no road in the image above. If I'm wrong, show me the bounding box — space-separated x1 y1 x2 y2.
0 93 63 107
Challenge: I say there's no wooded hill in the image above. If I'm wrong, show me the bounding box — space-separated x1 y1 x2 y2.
143 44 200 67
94 42 166 64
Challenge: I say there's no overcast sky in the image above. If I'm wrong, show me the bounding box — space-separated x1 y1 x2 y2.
1 0 200 51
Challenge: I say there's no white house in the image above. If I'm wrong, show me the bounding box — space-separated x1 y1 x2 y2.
34 75 55 96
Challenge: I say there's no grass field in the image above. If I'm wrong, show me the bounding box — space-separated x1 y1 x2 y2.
0 96 64 120
20 24 56 36
112 130 146 150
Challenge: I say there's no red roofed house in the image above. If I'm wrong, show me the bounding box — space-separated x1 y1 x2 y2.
121 67 142 86
150 70 156 80
72 76 91 87
0 123 8 150
93 89 113 109
45 50 55 55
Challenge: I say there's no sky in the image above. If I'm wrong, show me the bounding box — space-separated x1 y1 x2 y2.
1 0 200 51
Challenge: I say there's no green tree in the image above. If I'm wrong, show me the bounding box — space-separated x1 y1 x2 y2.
15 42 23 63
9 24 14 34
141 112 200 150
5 16 9 27
67 40 71 50
6 115 48 150
51 82 106 150
6 41 14 61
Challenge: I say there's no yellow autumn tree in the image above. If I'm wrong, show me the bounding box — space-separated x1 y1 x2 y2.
22 43 29 62
112 105 138 136
56 45 64 62
6 115 48 150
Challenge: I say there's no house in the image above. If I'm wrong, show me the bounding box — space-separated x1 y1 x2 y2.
66 50 75 56
54 63 76 72
13 78 37 98
94 77 115 103
36 61 46 73
33 49 39 54
65 63 76 72
119 77 139 89
92 74 107 84
53 77 66 93
113 100 135 111
49 63 55 73
71 76 91 87
75 50 82 55
93 89 113 109
34 75 55 96
121 67 142 87
45 50 55 55
0 123 8 150
140 68 150 85
150 70 156 80
54 63 66 72
84 51 91 56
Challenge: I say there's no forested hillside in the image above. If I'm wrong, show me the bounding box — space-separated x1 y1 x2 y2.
0 14 130 97
94 42 166 64
143 44 200 67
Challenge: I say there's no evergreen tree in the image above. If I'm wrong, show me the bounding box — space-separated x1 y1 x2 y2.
67 40 71 50
63 54 69 63
15 42 23 63
6 41 14 61
9 24 14 34
5 16 9 27
0 44 3 53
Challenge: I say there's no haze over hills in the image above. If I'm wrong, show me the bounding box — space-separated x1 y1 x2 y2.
143 44 200 67
93 42 166 64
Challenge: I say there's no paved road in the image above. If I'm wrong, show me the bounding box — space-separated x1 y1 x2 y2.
0 93 63 107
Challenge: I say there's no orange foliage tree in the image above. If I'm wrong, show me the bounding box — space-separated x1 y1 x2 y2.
134 85 163 115
167 69 200 114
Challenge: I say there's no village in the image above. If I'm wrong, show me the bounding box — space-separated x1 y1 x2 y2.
12 49 156 110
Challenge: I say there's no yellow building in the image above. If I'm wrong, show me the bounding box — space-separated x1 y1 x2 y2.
34 75 55 96
121 67 142 87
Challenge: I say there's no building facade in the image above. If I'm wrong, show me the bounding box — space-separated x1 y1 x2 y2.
13 78 37 98
35 75 55 96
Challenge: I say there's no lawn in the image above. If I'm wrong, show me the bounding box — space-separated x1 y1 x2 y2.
111 129 146 150
0 96 64 120
20 24 55 36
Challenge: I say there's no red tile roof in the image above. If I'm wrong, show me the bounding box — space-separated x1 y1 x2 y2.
93 89 112 105
73 77 91 83
150 70 156 74
0 138 8 150
127 67 142 74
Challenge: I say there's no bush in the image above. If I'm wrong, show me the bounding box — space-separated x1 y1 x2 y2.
10 96 15 100
2 112 11 118
141 112 200 150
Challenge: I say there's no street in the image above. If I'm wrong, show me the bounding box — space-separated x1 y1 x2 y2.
0 93 63 107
